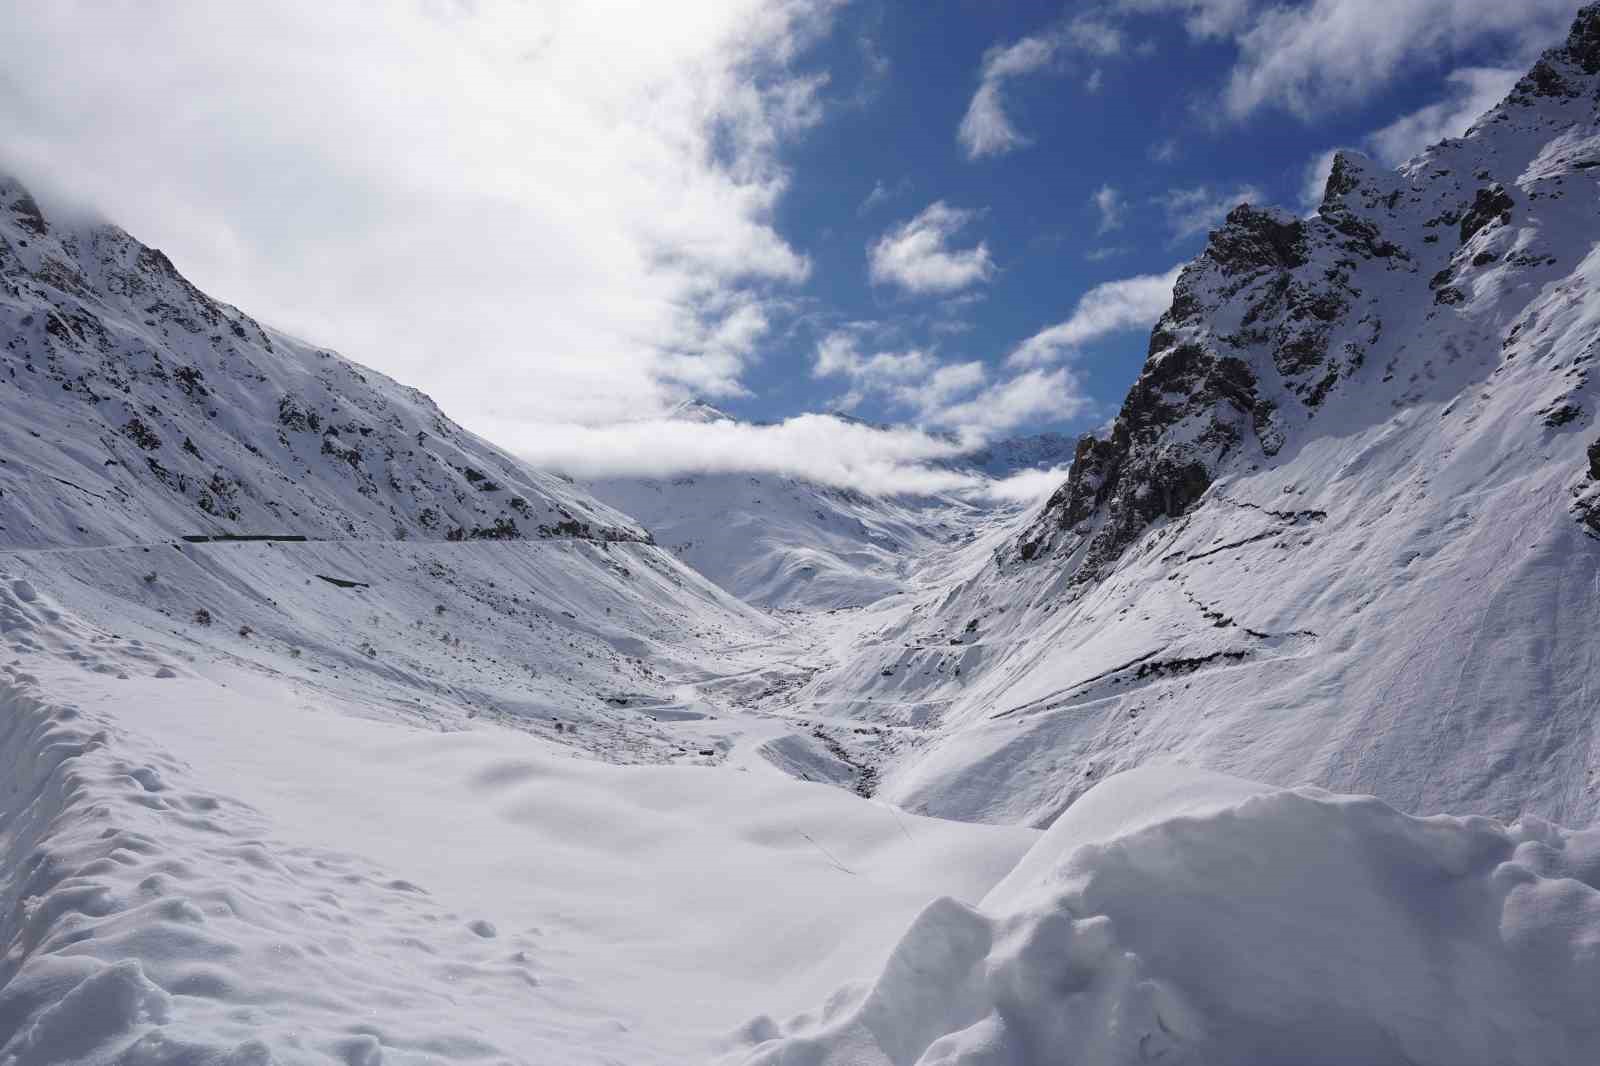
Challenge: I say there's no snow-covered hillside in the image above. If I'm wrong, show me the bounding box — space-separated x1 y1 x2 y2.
0 178 642 548
803 8 1600 829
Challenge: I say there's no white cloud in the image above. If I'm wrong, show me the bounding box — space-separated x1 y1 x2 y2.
957 36 1057 159
1299 148 1342 212
1367 66 1523 165
858 178 909 216
894 360 989 416
868 202 996 295
1064 16 1125 57
509 414 982 497
1148 138 1180 163
1092 184 1125 234
928 368 1093 437
496 412 1070 503
985 465 1073 503
1085 68 1105 93
812 332 934 383
0 1 841 432
812 330 980 419
957 15 1124 160
1008 266 1183 367
1158 184 1263 241
1117 0 1574 121
811 328 1089 441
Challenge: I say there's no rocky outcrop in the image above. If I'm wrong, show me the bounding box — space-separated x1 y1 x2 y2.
1014 4 1600 581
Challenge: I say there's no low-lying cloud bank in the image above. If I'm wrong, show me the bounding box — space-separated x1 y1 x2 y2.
483 413 1073 504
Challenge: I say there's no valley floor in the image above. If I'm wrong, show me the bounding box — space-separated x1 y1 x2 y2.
0 561 1035 1064
5 535 1600 1066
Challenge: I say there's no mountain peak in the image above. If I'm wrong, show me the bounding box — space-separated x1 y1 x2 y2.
1561 2 1600 73
666 398 738 424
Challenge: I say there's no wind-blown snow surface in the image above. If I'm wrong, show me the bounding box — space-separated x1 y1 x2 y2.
802 10 1600 829
1 575 1036 1065
730 766 1600 1066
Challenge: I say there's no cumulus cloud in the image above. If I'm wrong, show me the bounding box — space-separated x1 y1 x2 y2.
0 1 840 432
895 361 990 417
1158 185 1262 241
811 327 1090 440
929 368 1092 437
957 15 1123 160
1008 266 1182 367
1116 0 1574 121
868 202 996 295
813 330 985 423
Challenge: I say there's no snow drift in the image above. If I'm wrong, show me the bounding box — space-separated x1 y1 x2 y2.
729 765 1600 1066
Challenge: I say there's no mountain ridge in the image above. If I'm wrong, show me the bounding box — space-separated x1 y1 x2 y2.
0 179 648 549
798 4 1600 828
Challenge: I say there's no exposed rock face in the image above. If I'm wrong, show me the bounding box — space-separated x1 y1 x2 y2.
0 178 648 547
1015 6 1600 583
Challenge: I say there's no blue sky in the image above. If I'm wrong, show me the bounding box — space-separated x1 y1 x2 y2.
1 1 1588 492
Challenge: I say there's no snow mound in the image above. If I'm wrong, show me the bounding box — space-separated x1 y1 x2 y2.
728 766 1600 1066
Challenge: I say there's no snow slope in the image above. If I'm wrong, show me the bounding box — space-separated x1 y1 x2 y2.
0 160 1041 1065
730 765 1600 1066
0 577 1036 1065
803 8 1600 829
0 172 811 763
0 177 642 547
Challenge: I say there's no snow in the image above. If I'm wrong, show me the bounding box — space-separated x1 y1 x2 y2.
582 409 1072 611
730 765 1600 1065
7 9 1600 1063
0 582 1035 1063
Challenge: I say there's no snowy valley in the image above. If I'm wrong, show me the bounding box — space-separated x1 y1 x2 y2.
5 6 1600 1065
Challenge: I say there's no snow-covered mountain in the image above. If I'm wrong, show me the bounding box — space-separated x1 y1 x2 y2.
583 406 1067 610
938 430 1077 479
6 9 1600 1064
801 8 1600 830
0 178 644 548
0 174 798 763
